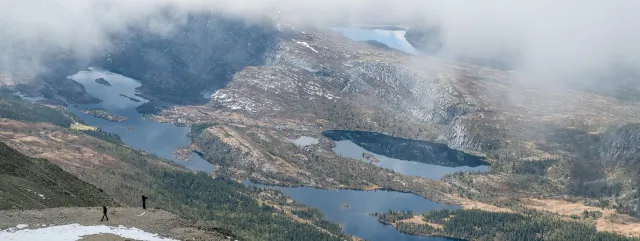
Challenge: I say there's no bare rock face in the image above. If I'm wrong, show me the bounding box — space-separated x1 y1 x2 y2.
601 123 640 168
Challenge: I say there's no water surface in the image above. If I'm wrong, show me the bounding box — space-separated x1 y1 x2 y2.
250 182 461 241
65 69 214 173
324 130 488 179
47 70 465 241
332 27 421 55
333 140 488 179
38 70 470 241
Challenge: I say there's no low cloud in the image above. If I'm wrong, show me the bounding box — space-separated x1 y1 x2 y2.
1 0 639 89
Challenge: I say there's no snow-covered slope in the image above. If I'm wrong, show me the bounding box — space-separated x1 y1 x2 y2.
0 224 178 241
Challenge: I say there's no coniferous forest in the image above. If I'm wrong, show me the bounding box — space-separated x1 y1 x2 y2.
374 209 640 241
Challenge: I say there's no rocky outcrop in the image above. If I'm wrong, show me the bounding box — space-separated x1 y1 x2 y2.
94 77 111 87
345 61 477 125
601 123 640 168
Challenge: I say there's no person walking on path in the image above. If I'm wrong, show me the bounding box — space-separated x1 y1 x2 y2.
100 206 109 221
142 195 148 210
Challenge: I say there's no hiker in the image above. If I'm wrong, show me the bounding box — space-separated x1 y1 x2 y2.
100 206 108 221
142 195 148 210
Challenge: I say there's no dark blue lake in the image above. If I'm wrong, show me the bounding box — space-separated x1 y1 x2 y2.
20 27 478 241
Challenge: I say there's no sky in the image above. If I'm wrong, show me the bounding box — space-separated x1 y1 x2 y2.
1 0 639 87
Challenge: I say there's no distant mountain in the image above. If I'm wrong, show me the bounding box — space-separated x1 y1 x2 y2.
0 141 115 210
15 12 640 238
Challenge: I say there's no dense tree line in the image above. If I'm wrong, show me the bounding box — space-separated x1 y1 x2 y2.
372 209 415 224
511 159 558 176
77 129 122 144
136 101 162 115
0 96 72 127
189 123 216 136
375 209 640 241
0 95 122 144
78 132 350 241
149 172 347 241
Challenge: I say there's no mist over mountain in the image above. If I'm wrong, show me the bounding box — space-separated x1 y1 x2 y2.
2 1 640 240
2 0 640 93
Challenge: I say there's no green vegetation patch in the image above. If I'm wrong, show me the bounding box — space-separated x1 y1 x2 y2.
0 97 71 127
375 209 640 241
84 141 348 241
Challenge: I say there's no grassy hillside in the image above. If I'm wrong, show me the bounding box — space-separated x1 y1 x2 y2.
66 137 347 241
0 95 348 240
0 141 115 210
0 95 71 128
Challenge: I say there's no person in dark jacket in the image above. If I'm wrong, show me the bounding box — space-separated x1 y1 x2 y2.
100 206 108 221
142 195 148 210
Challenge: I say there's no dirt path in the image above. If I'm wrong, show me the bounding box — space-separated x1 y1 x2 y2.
0 207 229 241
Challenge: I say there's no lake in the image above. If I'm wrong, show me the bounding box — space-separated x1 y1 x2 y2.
64 69 214 173
29 27 474 241
324 130 488 179
59 69 464 241
332 27 421 55
249 181 460 241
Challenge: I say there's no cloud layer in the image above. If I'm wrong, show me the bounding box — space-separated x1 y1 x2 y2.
1 0 639 87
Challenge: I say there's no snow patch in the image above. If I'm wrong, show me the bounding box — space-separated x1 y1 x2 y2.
15 225 28 229
293 40 319 53
0 224 177 241
25 189 46 200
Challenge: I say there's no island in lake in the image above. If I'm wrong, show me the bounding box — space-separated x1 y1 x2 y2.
94 77 112 86
83 108 127 122
362 152 380 163
174 147 193 161
119 94 141 102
